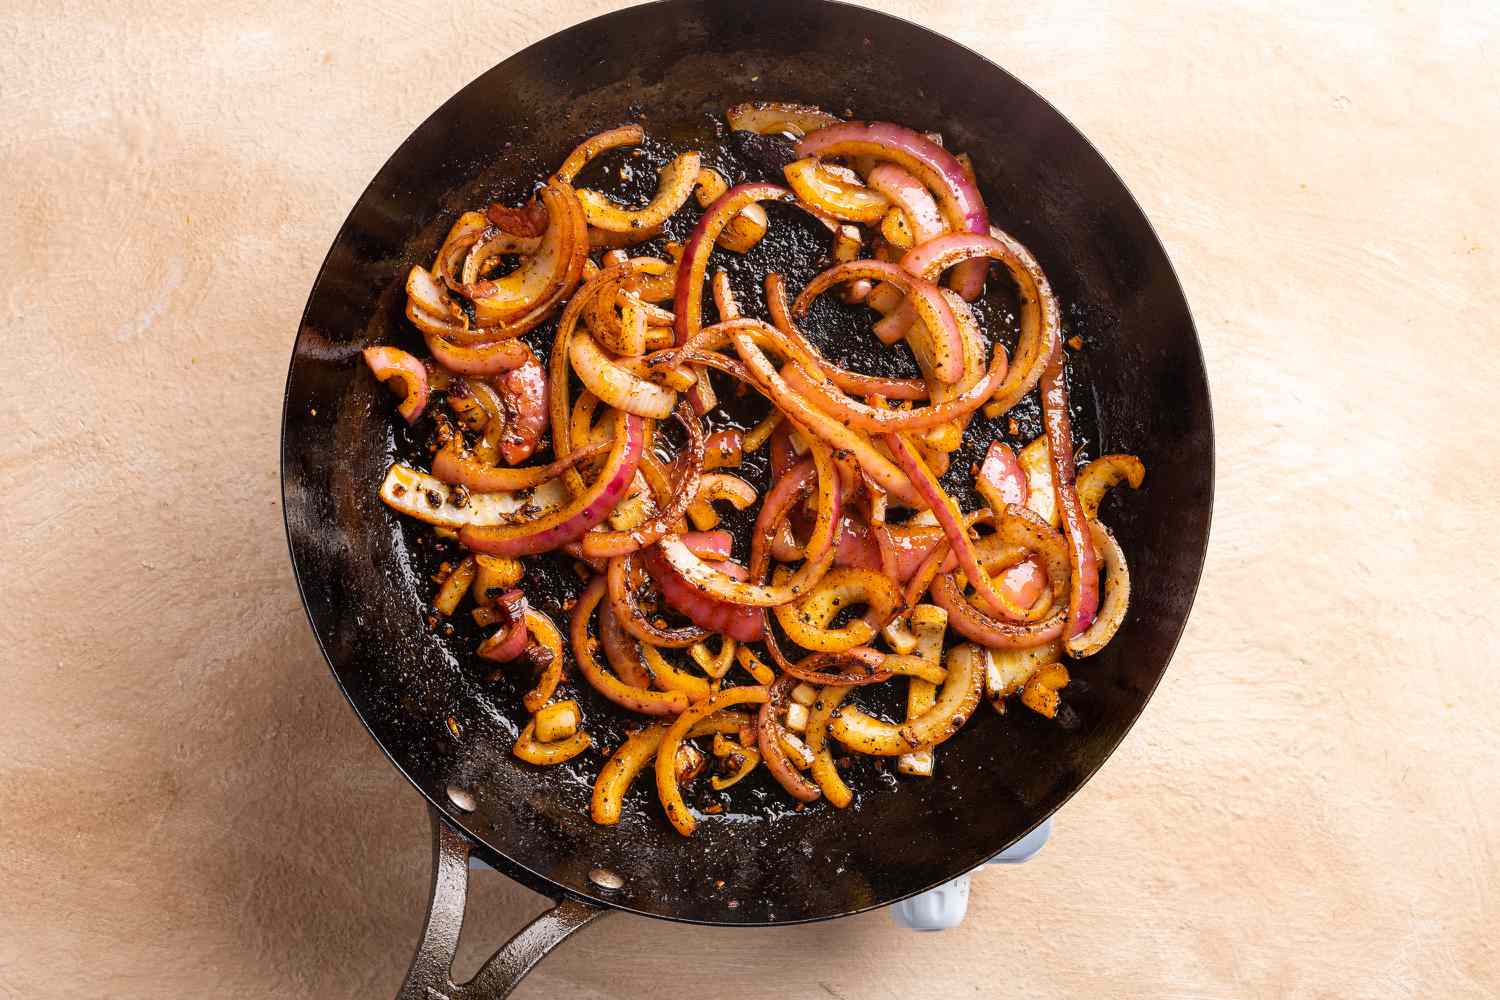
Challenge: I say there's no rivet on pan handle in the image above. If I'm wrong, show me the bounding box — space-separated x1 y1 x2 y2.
396 806 608 1000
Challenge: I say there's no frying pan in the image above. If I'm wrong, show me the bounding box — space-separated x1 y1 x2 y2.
281 1 1213 996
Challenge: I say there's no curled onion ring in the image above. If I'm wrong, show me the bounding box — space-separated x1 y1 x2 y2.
578 151 702 234
362 347 429 424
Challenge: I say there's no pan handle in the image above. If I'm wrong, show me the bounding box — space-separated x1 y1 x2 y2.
396 806 608 1000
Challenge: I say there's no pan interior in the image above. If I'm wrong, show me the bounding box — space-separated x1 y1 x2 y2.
282 0 1212 925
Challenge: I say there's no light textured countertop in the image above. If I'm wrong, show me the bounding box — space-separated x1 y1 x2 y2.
3 1 1497 997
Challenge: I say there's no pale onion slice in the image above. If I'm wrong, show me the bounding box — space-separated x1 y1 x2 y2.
1063 520 1130 657
379 465 566 529
1018 436 1060 528
433 211 491 287
726 101 840 136
657 533 834 609
578 151 702 233
568 332 678 418
462 230 543 286
557 124 644 183
982 641 1063 703
1076 454 1146 521
695 167 769 253
784 157 891 224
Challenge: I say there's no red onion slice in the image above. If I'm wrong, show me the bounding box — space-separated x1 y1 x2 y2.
362 347 429 424
458 411 645 556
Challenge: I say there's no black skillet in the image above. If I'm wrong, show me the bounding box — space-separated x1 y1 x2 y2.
281 1 1213 996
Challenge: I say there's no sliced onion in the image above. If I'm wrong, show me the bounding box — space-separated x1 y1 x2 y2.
379 464 567 529
476 591 529 662
674 183 795 348
930 571 1067 649
462 230 542 286
763 272 927 400
637 642 711 702
1064 519 1129 657
1040 346 1100 637
598 602 653 689
777 343 1004 433
486 197 549 238
494 351 549 465
976 441 1028 512
578 151 702 234
796 122 989 298
362 347 429 424
783 157 891 223
686 471 756 530
549 258 671 496
431 439 609 494
433 211 491 288
587 282 645 356
569 332 678 418
679 530 733 560
405 266 467 338
867 164 946 243
513 719 591 766
422 327 533 376
982 641 1063 703
796 682 852 808
591 714 744 825
519 609 565 712
923 229 1062 417
703 429 744 471
726 330 919 504
778 647 892 687
589 223 662 248
458 179 587 332
880 208 914 250
727 101 840 136
458 410 644 556
886 432 1019 621
571 576 691 717
773 566 902 653
1076 454 1146 521
557 124 644 183
1017 435 1059 527
718 202 769 253
657 533 830 609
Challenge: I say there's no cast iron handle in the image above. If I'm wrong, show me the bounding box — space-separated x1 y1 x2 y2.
396 806 608 1000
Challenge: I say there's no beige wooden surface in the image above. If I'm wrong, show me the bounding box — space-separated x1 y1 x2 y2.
3 1 1498 997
